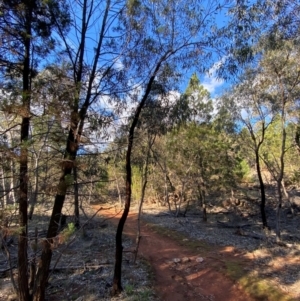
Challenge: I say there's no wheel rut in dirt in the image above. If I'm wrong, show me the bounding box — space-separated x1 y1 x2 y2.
99 208 256 301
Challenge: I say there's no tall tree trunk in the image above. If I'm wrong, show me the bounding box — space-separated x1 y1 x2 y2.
33 1 112 298
275 120 286 242
112 53 169 294
18 2 32 300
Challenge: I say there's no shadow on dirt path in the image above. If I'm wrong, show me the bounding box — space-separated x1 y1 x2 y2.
97 207 257 301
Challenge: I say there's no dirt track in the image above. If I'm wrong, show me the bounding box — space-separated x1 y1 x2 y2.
100 207 256 301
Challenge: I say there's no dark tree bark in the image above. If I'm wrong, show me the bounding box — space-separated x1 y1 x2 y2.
246 119 270 229
0 1 70 300
112 52 171 294
33 1 112 299
33 116 78 301
255 148 267 228
18 2 33 300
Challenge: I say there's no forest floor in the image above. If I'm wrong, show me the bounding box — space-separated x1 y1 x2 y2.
99 203 299 301
0 192 299 301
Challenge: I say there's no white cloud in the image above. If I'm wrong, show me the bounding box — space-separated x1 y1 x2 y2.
202 59 225 95
113 58 124 71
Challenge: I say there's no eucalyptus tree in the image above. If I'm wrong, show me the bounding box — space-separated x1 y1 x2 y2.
111 0 232 294
217 0 299 81
228 69 275 229
161 75 214 217
33 0 130 299
257 40 300 240
0 1 70 300
227 38 300 237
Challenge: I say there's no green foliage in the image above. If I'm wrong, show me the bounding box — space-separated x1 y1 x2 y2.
289 170 300 186
164 121 243 195
234 158 251 181
124 283 135 296
64 174 74 186
170 73 213 126
61 222 76 242
131 165 142 202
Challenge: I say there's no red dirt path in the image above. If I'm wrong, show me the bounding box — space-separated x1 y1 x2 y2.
98 207 257 301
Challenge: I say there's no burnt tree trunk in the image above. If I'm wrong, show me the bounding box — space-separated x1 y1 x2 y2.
33 150 75 301
112 52 171 294
18 2 33 300
33 1 112 299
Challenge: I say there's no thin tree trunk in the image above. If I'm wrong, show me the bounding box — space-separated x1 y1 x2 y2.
33 1 112 298
276 180 283 241
176 182 185 217
281 182 294 216
255 149 268 228
134 135 155 262
164 171 171 211
0 160 7 207
29 227 38 292
134 173 147 263
33 139 76 301
276 122 286 242
74 166 80 228
28 158 39 220
29 119 52 219
113 162 123 206
112 52 169 294
9 159 16 205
